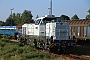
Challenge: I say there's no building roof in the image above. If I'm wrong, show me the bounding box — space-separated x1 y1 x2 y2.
65 20 90 26
0 26 16 29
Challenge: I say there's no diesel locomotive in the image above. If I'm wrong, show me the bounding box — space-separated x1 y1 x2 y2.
21 15 76 52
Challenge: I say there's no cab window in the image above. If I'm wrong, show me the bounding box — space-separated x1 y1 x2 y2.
56 18 62 22
40 20 47 25
35 19 41 25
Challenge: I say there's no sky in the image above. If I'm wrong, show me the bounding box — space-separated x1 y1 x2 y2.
0 0 90 22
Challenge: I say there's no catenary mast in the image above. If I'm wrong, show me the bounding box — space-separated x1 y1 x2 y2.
48 0 52 16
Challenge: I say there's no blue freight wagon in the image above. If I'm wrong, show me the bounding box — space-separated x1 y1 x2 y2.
0 26 16 36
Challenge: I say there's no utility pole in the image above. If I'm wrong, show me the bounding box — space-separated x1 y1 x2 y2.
10 8 14 26
10 8 14 36
48 0 52 16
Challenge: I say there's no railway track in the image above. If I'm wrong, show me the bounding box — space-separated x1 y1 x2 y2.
48 52 90 60
53 53 90 60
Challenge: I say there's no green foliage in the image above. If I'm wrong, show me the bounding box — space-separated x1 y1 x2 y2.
36 15 39 19
21 51 51 59
16 48 23 54
3 53 13 59
5 13 21 26
0 21 5 26
0 39 55 60
86 15 90 19
0 36 10 47
5 10 35 26
0 42 6 47
13 13 22 25
87 9 90 15
60 15 70 20
71 14 79 20
1 34 7 39
22 10 34 23
86 9 90 19
5 16 15 26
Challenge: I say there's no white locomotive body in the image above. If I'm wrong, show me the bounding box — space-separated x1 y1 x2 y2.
46 22 70 40
22 15 76 52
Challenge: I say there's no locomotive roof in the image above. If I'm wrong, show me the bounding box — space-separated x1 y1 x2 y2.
36 15 58 20
36 17 62 23
0 26 16 28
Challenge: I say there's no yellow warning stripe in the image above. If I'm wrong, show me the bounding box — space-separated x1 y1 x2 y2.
51 45 54 48
51 43 53 45
50 43 54 48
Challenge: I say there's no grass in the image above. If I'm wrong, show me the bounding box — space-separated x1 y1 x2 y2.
0 37 64 60
2 36 90 60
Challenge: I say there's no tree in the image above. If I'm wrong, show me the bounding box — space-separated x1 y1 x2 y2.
5 10 35 26
6 13 22 25
5 15 15 26
88 9 90 15
86 15 90 19
0 21 5 26
21 10 34 23
36 15 39 19
71 14 79 20
14 13 22 25
60 15 70 20
86 9 90 19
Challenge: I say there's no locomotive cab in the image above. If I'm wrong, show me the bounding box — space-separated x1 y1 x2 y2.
34 15 62 36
